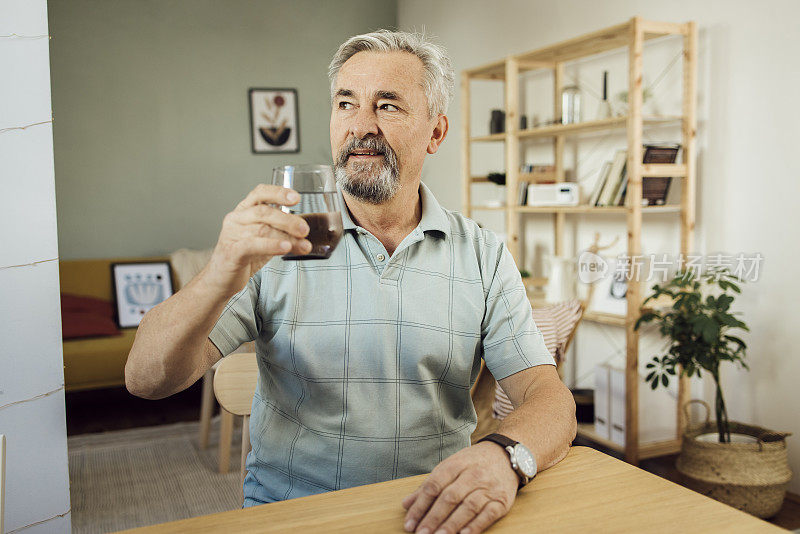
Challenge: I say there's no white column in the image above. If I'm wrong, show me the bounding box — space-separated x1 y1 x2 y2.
0 0 72 531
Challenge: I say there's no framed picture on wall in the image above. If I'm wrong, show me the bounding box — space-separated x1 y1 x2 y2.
248 88 300 154
111 262 174 328
588 256 629 316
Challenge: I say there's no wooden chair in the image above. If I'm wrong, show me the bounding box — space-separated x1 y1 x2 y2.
199 340 255 473
213 352 258 503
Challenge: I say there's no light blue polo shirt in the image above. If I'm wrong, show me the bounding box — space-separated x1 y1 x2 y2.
208 182 554 505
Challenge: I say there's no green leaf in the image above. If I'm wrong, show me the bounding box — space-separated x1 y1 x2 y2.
702 320 720 344
646 371 656 382
661 374 669 387
724 335 747 350
651 379 659 390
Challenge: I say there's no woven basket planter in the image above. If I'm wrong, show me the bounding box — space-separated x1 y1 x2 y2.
676 400 792 518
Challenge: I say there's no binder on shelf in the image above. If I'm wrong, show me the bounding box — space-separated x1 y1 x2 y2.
609 366 626 446
593 365 611 439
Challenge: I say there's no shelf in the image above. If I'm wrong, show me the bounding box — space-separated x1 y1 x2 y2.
583 311 627 326
515 205 681 214
518 116 682 139
470 172 556 184
520 171 557 182
469 205 506 211
470 116 682 143
576 424 682 459
516 19 687 64
462 17 697 464
463 59 506 80
576 423 624 452
642 163 686 177
470 132 506 142
463 20 687 80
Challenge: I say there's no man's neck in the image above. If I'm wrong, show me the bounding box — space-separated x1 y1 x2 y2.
343 180 422 256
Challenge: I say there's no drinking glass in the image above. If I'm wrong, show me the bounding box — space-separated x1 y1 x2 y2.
271 164 343 260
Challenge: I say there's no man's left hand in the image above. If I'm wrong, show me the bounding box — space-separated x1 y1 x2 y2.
401 441 518 534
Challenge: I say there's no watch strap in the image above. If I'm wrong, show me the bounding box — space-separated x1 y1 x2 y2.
477 433 518 449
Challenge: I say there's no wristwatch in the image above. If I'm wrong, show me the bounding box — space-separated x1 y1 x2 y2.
477 433 537 488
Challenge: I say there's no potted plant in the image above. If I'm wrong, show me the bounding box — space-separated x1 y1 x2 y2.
634 268 791 518
519 269 536 298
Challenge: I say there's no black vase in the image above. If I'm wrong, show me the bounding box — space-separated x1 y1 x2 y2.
489 109 505 134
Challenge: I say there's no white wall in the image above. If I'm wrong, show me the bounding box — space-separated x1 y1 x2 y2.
0 0 72 531
399 0 800 492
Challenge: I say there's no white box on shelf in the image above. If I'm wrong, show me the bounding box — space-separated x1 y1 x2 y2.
609 366 627 447
526 183 580 206
593 365 610 439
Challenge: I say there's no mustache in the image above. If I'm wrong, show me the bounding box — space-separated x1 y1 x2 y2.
335 136 396 167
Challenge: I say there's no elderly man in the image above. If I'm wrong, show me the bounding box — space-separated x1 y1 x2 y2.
126 30 576 534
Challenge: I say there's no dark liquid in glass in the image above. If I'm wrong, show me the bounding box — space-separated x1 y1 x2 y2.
283 209 343 260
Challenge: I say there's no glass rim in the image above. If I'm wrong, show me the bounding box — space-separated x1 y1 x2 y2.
273 164 333 174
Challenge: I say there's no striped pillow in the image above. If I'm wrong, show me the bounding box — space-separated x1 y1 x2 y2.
492 299 583 419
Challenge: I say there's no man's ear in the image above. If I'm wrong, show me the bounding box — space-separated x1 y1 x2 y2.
427 114 449 154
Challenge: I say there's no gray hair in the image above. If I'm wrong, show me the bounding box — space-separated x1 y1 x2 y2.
328 29 455 118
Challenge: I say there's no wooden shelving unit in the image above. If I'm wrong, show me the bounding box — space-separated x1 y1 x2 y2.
461 17 697 464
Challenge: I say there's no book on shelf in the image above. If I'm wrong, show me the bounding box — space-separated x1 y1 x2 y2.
517 179 529 205
596 149 627 206
612 166 628 206
588 161 611 206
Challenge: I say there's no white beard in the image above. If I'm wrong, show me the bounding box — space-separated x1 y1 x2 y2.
335 158 400 205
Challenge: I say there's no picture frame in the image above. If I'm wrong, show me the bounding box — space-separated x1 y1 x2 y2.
248 88 300 154
588 256 629 316
111 261 174 328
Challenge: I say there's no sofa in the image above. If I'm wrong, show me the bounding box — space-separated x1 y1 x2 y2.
59 256 171 391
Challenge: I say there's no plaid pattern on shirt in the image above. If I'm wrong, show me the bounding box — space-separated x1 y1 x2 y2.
208 182 554 504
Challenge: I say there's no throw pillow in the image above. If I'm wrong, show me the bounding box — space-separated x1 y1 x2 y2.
62 311 122 340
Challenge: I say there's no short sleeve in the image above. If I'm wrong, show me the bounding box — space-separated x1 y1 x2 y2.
481 242 555 380
208 272 261 357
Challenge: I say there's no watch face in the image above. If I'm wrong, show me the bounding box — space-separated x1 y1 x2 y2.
513 444 537 477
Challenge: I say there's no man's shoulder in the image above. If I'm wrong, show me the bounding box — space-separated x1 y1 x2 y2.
440 207 504 251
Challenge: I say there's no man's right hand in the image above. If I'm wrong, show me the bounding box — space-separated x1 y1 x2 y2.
203 184 312 297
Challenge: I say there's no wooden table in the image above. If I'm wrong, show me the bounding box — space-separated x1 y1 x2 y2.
120 446 782 533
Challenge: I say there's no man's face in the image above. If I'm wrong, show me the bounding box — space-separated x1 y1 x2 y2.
330 50 443 204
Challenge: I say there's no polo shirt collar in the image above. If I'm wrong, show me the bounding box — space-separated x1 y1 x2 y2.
338 181 450 237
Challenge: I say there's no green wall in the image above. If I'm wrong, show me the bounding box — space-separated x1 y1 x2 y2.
49 0 397 259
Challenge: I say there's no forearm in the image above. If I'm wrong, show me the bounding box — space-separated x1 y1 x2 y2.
496 375 577 472
125 264 232 399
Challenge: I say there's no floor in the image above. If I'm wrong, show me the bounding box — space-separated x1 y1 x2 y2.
66 384 800 530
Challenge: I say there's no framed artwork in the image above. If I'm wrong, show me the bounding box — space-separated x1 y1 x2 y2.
111 262 174 328
249 88 300 154
588 257 629 316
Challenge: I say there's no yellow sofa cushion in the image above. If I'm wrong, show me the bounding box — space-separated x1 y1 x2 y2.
63 330 138 391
